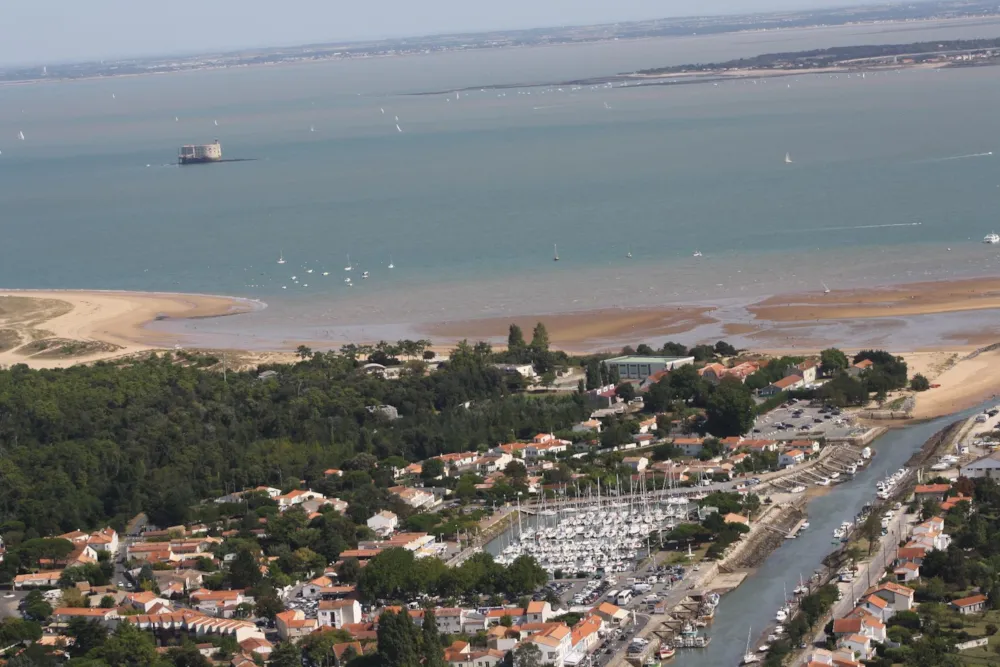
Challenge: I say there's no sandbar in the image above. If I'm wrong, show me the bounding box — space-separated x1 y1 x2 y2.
0 290 255 368
423 307 716 353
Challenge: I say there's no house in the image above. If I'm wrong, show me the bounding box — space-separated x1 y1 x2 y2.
478 452 513 474
672 438 705 457
126 610 264 644
700 362 761 385
60 528 120 555
604 355 695 381
51 607 120 624
525 442 569 459
592 602 629 627
833 615 886 643
723 513 750 527
275 609 318 640
912 517 951 550
570 615 604 656
779 449 806 468
573 419 603 434
637 417 658 434
622 457 648 472
847 359 873 377
697 363 728 384
760 374 804 397
367 511 399 537
495 363 537 379
13 570 63 589
318 599 362 628
526 601 552 623
324 468 344 477
388 486 438 509
951 594 988 615
526 623 573 667
190 589 252 618
275 489 326 509
837 633 873 661
448 649 506 667
485 608 526 626
239 637 274 658
894 562 920 583
961 451 1000 479
895 546 927 566
786 360 818 384
940 494 972 512
125 591 172 614
858 594 891 622
913 484 951 503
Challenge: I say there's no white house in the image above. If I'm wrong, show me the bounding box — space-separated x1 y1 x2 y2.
388 486 438 510
858 594 892 622
572 419 603 434
527 623 573 667
622 457 649 472
478 452 513 474
866 583 915 613
779 449 806 468
318 599 362 628
495 364 537 379
366 511 399 537
951 594 988 615
837 633 873 661
526 601 552 623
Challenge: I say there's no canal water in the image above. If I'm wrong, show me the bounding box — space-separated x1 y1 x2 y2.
674 406 984 666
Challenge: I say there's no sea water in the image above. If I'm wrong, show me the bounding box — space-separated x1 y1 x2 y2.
3 21 1000 346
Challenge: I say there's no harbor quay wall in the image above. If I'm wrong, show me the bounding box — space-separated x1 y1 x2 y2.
718 501 807 572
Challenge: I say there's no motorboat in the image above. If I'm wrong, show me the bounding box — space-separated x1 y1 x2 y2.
658 645 675 660
985 232 1000 244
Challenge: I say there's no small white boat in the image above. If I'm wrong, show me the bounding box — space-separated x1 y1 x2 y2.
785 152 793 164
801 521 810 530
388 255 394 269
554 243 560 262
775 609 787 623
693 250 703 257
985 232 1000 244
362 271 370 279
742 627 759 665
277 251 286 265
345 254 353 271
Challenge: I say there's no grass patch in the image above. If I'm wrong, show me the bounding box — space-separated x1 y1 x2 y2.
17 338 122 359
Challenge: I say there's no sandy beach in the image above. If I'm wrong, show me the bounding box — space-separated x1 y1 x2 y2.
0 290 255 368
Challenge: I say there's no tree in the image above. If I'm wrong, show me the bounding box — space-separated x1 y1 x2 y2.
615 382 636 403
585 359 601 390
269 641 303 667
421 458 445 481
714 341 738 357
505 461 528 482
507 325 526 352
820 348 849 376
636 344 654 355
96 621 158 666
421 609 445 667
704 380 755 437
296 345 313 360
512 642 542 667
530 323 549 354
229 547 262 589
99 595 117 609
910 374 931 391
377 609 420 667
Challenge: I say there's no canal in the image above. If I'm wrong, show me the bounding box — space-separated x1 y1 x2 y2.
673 406 979 666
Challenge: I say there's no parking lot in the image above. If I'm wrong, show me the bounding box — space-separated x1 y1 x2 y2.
752 400 863 441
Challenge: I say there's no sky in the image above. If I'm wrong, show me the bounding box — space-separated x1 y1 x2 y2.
3 0 871 66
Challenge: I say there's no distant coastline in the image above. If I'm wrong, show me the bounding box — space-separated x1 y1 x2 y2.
2 1 999 86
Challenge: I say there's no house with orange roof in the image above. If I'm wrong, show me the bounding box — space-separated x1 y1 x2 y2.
951 593 988 615
570 615 604 655
671 438 705 457
275 488 326 509
913 484 951 503
341 622 379 640
525 441 569 459
940 493 972 512
526 623 573 667
857 594 891 622
125 591 172 614
366 510 399 536
275 609 318 641
478 452 514 474
592 602 629 627
190 588 252 618
573 419 603 434
125 609 264 643
760 374 804 397
388 485 438 509
895 546 927 566
863 582 915 613
51 607 120 624
323 468 343 477
847 359 874 377
239 636 273 658
837 633 873 661
485 608 526 626
13 570 64 589
622 456 649 472
526 601 552 623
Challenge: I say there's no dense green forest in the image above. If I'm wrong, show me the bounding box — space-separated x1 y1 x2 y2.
0 342 587 536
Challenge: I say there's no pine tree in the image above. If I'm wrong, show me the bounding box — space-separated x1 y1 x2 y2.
421 609 445 667
377 609 420 667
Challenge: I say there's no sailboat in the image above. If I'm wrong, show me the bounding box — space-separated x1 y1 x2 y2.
822 281 830 294
344 255 353 271
388 255 394 270
692 250 703 258
742 627 759 664
277 251 286 265
785 152 793 164
627 247 633 259
553 244 560 262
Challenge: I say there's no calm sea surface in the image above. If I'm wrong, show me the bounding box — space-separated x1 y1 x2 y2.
4 20 1000 346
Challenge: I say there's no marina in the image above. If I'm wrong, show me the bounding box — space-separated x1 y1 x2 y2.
494 477 693 574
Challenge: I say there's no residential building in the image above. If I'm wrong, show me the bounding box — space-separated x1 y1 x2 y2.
526 623 573 667
526 601 552 623
126 610 265 644
592 602 629 627
779 449 806 468
960 451 1000 479
275 609 318 641
59 528 120 555
622 457 649 472
477 453 513 474
672 438 704 457
274 489 326 509
318 599 362 628
894 562 920 583
366 404 400 420
190 589 252 618
858 594 891 622
495 363 537 379
760 374 804 397
837 633 873 661
13 570 63 589
51 607 120 624
366 511 399 537
913 484 951 503
603 355 695 381
951 594 988 615
388 486 438 509
847 359 874 377
573 419 603 434
723 513 750 527
785 360 818 384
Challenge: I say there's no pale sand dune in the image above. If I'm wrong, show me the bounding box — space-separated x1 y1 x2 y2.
0 290 254 368
908 348 1000 419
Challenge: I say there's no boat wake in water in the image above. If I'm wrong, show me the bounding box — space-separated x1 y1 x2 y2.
922 151 993 162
